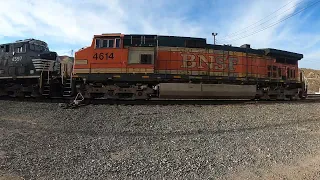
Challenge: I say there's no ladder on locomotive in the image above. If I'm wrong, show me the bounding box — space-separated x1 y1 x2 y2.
40 63 51 96
62 76 73 97
61 65 73 97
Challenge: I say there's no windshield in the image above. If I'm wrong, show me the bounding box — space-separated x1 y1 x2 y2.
29 43 49 52
29 40 49 52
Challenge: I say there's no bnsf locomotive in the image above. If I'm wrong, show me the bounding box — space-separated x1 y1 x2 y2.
0 33 308 101
72 33 307 100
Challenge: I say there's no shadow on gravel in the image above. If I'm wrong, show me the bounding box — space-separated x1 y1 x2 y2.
1 117 319 138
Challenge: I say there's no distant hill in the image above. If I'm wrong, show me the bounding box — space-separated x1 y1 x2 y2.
300 68 320 94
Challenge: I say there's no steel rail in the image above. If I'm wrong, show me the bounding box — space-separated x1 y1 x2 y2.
1 96 320 109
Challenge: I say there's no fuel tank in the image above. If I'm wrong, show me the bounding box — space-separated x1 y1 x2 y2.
158 83 257 99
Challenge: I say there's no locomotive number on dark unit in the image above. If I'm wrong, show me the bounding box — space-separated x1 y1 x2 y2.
93 53 114 60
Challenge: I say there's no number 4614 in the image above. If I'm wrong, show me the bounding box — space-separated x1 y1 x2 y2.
93 53 114 60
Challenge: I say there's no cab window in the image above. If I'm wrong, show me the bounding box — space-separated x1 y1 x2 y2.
95 38 121 48
115 39 121 48
15 45 26 53
95 39 101 48
35 45 41 51
102 39 114 48
29 43 48 52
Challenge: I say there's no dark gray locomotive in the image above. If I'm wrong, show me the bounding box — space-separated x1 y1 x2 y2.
0 39 60 97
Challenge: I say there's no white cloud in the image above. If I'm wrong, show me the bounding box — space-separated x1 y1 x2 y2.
0 0 127 44
0 0 302 46
0 0 319 68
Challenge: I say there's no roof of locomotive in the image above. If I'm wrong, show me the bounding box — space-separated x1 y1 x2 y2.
261 48 303 60
0 38 48 47
112 33 303 61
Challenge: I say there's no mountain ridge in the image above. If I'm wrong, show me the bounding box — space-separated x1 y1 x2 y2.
300 68 320 94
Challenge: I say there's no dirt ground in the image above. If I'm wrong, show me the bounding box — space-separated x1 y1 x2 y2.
1 101 320 179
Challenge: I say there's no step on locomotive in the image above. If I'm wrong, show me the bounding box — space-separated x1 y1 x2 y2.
0 34 308 101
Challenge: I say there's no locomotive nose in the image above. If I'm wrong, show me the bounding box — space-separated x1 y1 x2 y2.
39 51 58 60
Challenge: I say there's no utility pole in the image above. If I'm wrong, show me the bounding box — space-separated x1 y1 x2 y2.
212 33 218 45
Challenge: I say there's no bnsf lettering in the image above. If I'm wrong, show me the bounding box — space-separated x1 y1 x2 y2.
93 53 114 60
180 53 238 71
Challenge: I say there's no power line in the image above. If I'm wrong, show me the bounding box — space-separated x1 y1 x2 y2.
220 0 306 42
220 0 301 41
223 0 320 43
59 50 74 56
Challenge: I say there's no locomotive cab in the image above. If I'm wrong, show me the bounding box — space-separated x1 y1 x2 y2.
0 39 59 79
74 33 155 81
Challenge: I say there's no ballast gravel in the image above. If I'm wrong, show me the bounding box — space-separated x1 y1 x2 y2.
1 101 320 179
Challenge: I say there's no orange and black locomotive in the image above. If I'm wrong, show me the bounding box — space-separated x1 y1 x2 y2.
71 33 307 100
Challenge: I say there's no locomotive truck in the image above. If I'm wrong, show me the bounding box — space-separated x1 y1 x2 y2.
0 33 308 101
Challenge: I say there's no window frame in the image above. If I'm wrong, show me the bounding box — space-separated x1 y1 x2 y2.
115 38 121 48
15 45 26 53
5 45 10 52
30 43 35 50
107 39 114 48
140 54 153 64
95 39 101 48
95 38 121 49
35 45 41 51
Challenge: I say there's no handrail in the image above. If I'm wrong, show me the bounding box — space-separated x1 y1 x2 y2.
47 68 49 84
39 61 46 88
39 60 53 88
61 63 64 85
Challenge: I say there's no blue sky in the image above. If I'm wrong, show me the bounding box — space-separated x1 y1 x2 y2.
0 0 320 69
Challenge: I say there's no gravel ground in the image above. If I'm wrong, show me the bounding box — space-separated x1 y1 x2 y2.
1 100 320 180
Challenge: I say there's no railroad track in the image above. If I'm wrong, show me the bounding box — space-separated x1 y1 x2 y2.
1 95 320 109
306 94 320 98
